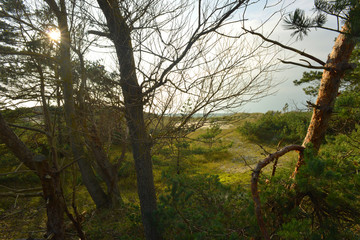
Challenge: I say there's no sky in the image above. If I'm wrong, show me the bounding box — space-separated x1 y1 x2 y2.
240 0 340 113
86 0 341 114
243 28 338 113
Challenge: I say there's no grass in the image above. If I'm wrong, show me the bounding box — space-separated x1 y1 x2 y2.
0 112 303 239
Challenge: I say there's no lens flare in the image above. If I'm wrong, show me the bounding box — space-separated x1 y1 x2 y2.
48 29 61 41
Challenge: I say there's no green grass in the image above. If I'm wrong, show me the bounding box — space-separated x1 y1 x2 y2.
0 112 302 239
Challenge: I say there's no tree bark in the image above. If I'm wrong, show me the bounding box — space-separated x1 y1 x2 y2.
96 0 161 239
77 51 123 206
85 122 123 205
0 112 65 240
44 0 110 208
293 25 356 175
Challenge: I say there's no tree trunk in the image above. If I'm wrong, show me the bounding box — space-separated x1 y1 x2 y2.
40 166 66 240
45 0 110 208
0 112 65 240
96 0 161 239
77 51 123 206
294 25 356 174
85 122 123 206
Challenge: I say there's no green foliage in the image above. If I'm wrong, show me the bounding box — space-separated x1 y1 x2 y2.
329 90 360 133
277 219 313 239
295 146 360 238
157 173 255 239
258 143 360 239
315 0 360 36
154 123 233 175
284 0 360 40
238 111 311 145
197 123 222 149
83 205 144 240
293 71 323 97
293 43 360 136
284 8 326 40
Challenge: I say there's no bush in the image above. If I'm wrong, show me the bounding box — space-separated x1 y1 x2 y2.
157 173 257 239
258 145 360 239
329 91 360 134
238 111 311 145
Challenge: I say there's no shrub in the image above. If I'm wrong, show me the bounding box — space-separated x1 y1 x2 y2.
238 111 311 145
258 145 360 239
157 173 257 239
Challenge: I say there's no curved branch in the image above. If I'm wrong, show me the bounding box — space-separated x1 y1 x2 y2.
279 59 330 70
251 145 305 240
243 28 326 66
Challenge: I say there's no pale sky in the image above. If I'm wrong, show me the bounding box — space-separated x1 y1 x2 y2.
86 0 341 114
240 0 340 112
243 28 339 113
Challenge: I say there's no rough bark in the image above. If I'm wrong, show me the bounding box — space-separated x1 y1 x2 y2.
96 0 161 239
293 25 356 175
44 0 110 208
0 112 65 240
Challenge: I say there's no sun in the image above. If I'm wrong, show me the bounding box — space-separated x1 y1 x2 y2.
47 28 61 41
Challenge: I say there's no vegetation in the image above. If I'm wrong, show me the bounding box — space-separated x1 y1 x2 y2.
1 109 359 239
0 0 359 240
238 111 311 145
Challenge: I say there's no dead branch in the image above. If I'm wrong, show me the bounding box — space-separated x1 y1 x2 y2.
257 144 271 156
0 185 42 193
88 30 110 38
0 50 58 62
279 59 329 70
0 170 33 177
8 123 50 136
0 192 43 198
271 139 284 177
243 28 326 66
251 145 304 240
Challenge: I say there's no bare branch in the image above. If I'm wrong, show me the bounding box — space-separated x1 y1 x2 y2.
279 59 329 70
0 50 58 62
0 192 43 198
143 1 246 96
88 30 110 38
0 185 42 193
57 159 78 173
44 0 61 16
0 170 33 177
8 123 50 136
243 28 326 66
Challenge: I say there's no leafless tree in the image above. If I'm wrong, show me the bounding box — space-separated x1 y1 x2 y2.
91 0 284 238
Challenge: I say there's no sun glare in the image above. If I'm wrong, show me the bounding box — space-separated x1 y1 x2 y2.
48 29 61 41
